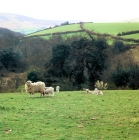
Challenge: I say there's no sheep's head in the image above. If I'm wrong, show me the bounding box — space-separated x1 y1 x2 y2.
26 80 32 87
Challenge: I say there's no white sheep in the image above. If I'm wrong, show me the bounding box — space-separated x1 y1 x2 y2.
25 80 45 97
86 89 92 94
93 88 103 95
56 86 60 92
44 87 54 96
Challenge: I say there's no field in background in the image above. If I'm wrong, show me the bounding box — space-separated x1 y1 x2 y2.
83 23 139 35
26 24 81 37
0 90 139 139
23 22 139 45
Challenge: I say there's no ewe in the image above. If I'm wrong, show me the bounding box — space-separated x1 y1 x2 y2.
25 81 45 97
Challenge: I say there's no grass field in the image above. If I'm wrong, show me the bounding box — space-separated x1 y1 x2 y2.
26 24 81 37
83 23 139 36
24 22 139 43
0 90 139 140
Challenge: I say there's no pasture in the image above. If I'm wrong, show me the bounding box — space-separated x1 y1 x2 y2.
26 24 81 37
0 90 139 140
24 22 139 45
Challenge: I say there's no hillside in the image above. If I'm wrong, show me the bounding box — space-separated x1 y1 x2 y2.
1 21 139 91
0 27 24 37
0 13 82 34
23 22 139 45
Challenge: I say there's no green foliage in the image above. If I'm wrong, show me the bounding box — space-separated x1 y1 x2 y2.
0 91 139 139
48 43 71 77
61 21 69 26
45 37 108 90
0 47 23 71
27 71 43 82
53 77 77 91
112 40 130 53
111 62 139 89
85 38 108 88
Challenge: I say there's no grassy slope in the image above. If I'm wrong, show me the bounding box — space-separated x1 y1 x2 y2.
83 23 139 35
0 90 139 140
25 22 139 42
27 24 81 36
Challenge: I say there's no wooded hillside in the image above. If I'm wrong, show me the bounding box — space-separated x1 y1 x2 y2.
0 23 139 92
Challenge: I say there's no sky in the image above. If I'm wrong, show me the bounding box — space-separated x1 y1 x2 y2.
0 0 139 22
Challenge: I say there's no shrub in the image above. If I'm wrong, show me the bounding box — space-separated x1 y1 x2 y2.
94 80 108 90
110 63 139 89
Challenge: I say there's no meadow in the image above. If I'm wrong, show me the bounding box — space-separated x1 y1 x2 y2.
0 90 139 140
26 24 81 37
24 22 139 45
83 23 139 36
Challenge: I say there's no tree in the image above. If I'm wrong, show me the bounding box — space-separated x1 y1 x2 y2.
0 47 23 71
85 38 108 88
110 61 129 87
110 62 139 89
112 40 130 53
47 43 71 77
44 37 109 90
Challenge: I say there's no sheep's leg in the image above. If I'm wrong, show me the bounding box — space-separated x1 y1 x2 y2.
30 93 33 97
52 92 54 96
29 93 32 97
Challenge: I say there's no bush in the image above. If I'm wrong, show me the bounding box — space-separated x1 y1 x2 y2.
52 77 77 91
27 71 43 82
94 80 108 90
0 47 24 71
110 63 139 89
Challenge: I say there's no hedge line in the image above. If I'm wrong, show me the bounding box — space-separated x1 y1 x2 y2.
20 30 85 40
117 30 139 36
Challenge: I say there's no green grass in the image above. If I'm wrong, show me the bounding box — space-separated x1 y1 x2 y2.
0 90 139 140
84 23 139 35
121 33 139 39
26 24 81 37
23 22 139 45
40 32 87 40
26 22 139 38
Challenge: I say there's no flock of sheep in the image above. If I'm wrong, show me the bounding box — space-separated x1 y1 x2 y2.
25 80 60 97
24 80 103 97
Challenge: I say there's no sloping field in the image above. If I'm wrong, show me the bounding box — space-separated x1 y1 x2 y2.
83 23 139 36
26 24 81 37
23 22 139 44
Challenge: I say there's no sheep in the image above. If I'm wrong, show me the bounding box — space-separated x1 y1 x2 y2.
44 87 54 96
93 88 103 95
56 86 60 92
86 89 92 94
25 80 45 97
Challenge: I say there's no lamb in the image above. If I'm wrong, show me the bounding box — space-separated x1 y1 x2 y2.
44 87 54 96
56 86 60 92
93 88 103 95
25 80 45 97
86 89 92 94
